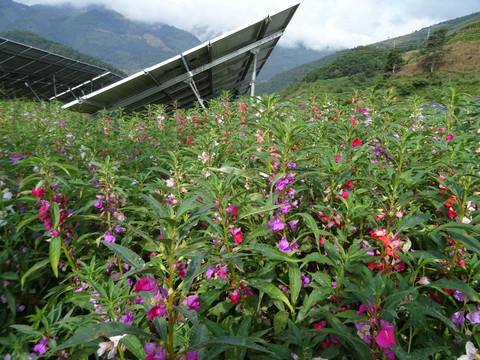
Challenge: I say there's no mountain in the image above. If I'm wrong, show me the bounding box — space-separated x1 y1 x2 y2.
280 14 480 100
0 0 201 74
0 29 126 77
0 0 329 81
259 11 480 95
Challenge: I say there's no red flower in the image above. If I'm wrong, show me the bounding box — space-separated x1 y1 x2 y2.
230 289 240 303
230 228 243 245
352 138 362 147
32 186 45 197
146 304 167 320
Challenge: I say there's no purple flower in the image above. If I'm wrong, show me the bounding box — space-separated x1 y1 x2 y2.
301 274 310 288
288 220 299 231
121 310 133 325
450 310 465 327
104 231 115 243
278 236 299 254
268 215 285 231
182 295 200 312
33 336 49 355
94 200 103 208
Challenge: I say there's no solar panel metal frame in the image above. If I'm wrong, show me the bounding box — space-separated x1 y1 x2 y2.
0 36 123 102
63 3 299 113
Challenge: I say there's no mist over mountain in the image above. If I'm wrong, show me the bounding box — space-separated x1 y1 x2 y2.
0 0 330 81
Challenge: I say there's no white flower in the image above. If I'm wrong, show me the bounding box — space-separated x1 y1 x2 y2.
458 341 480 360
97 334 125 359
2 189 12 200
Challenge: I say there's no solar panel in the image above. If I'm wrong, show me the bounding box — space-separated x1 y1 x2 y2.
63 3 299 113
0 37 123 102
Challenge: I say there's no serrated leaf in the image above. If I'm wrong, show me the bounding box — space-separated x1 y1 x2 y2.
395 213 431 235
288 263 301 306
9 324 43 337
121 335 145 360
298 213 320 240
249 278 294 313
429 278 480 302
21 259 50 290
103 242 146 270
16 213 40 232
238 204 283 220
56 322 152 350
273 311 289 335
50 201 61 230
182 250 208 295
49 237 61 278
242 244 301 263
189 336 275 355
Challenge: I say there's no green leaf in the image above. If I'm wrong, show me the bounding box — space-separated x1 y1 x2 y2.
238 204 283 220
248 278 294 313
273 311 289 335
121 335 145 360
103 242 146 270
189 336 275 356
56 322 152 350
49 237 61 278
288 263 301 306
50 201 61 230
242 244 301 263
395 213 431 235
298 212 320 240
182 250 208 295
9 324 43 337
429 278 480 302
302 252 334 266
21 259 50 290
16 213 40 232
301 287 332 311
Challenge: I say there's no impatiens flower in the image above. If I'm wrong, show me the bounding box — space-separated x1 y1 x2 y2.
94 200 103 208
147 303 168 320
458 341 480 360
278 236 299 254
446 133 454 141
352 138 362 147
268 215 285 231
450 311 465 327
301 273 310 288
230 289 240 303
121 311 133 325
181 295 200 312
33 336 49 355
226 204 238 219
104 231 116 243
376 319 396 348
177 352 199 360
144 342 167 360
133 277 158 293
97 335 125 359
230 227 243 245
32 186 45 197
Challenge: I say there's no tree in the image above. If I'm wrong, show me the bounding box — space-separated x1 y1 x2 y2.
385 49 405 74
422 28 449 72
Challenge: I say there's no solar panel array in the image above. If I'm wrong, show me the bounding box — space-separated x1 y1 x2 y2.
0 37 122 102
63 3 299 113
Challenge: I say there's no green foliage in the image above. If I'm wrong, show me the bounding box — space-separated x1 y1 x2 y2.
0 88 480 359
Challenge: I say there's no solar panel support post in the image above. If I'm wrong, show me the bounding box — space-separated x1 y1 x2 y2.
184 75 205 109
25 82 41 102
249 48 259 97
53 73 57 99
181 54 205 109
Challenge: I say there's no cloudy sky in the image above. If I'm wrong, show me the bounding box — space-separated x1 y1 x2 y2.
15 0 480 50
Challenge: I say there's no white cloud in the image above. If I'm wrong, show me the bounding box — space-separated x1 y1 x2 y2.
15 0 480 50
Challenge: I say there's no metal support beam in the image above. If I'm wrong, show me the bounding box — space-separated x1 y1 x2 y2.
181 54 206 109
25 82 41 102
250 49 259 97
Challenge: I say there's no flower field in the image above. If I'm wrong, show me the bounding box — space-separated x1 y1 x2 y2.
1 88 480 360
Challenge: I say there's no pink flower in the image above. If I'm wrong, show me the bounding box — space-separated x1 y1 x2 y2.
230 289 240 303
146 304 167 320
376 319 396 348
230 227 243 245
32 186 45 197
133 277 157 293
33 336 49 355
226 205 238 219
177 352 199 360
268 215 285 231
352 138 362 147
445 133 454 141
104 231 115 243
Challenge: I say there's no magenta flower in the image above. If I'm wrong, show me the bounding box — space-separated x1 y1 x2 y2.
104 231 115 243
144 342 167 360
121 310 133 325
445 133 454 141
352 138 362 147
94 200 103 208
226 204 238 219
450 310 465 327
288 219 299 230
146 303 168 320
376 319 396 348
177 352 199 360
301 273 310 288
133 277 158 293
